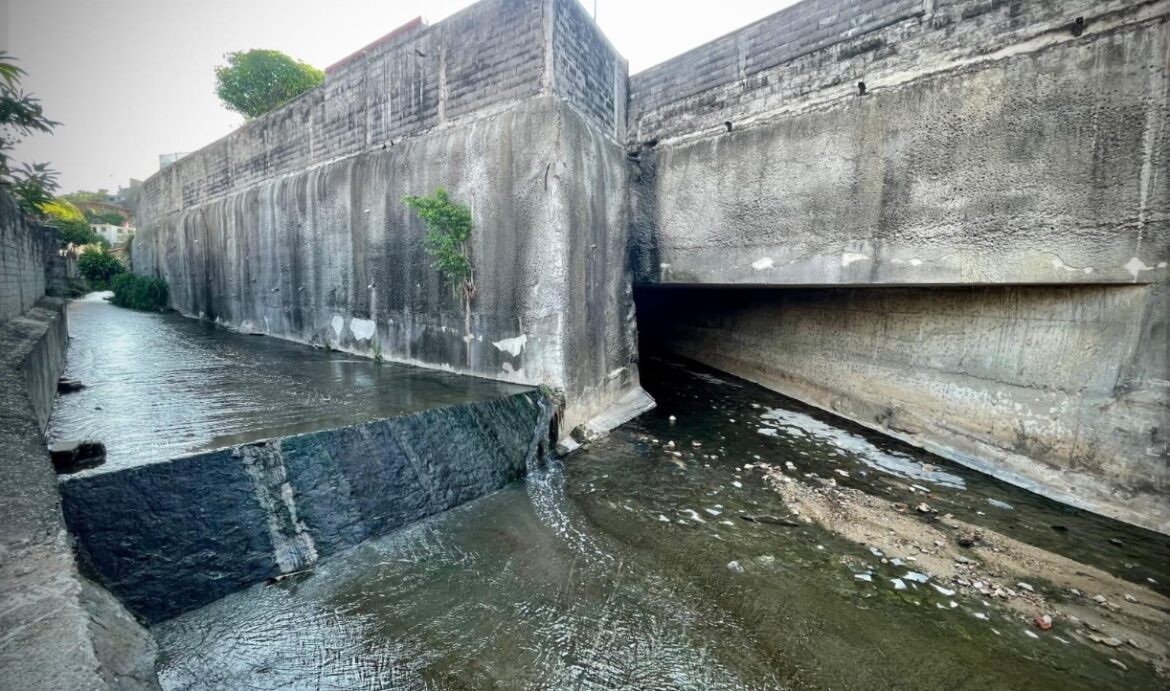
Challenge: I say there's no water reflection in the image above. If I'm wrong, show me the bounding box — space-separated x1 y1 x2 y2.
48 298 528 471
155 355 1170 690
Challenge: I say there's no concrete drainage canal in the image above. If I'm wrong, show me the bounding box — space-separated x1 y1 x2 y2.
46 296 1170 689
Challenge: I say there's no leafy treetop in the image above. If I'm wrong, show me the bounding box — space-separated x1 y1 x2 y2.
0 51 60 213
214 49 324 120
41 199 102 246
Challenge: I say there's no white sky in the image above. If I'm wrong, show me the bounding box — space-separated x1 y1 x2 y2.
2 0 798 193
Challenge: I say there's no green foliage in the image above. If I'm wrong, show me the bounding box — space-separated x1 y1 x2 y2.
214 49 324 119
0 52 60 212
77 245 124 285
404 187 477 365
110 273 169 312
9 162 57 214
40 199 102 246
61 189 110 204
403 188 474 290
83 208 126 225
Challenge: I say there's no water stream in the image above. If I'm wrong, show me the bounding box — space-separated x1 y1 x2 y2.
153 354 1170 690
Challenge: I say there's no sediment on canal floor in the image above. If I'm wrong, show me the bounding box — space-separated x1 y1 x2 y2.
60 390 552 623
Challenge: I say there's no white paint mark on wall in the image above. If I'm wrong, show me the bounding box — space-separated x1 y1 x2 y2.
492 334 528 357
1051 257 1094 274
349 318 376 341
751 257 774 270
842 253 869 267
1124 257 1153 280
330 315 344 339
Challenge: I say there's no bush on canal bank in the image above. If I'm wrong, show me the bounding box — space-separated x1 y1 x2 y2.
110 273 169 312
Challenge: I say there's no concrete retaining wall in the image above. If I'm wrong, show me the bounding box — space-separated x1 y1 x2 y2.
135 0 647 435
60 391 550 623
627 0 1170 531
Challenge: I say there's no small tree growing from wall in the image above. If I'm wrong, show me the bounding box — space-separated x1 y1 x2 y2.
403 188 476 366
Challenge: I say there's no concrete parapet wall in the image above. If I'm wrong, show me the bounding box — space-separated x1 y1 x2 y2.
140 0 547 217
629 0 1170 288
551 0 627 141
60 391 550 623
0 301 160 690
0 192 58 323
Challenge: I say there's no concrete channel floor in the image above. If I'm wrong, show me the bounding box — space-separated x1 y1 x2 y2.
48 295 530 473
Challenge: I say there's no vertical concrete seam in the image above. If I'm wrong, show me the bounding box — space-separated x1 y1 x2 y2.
236 440 318 573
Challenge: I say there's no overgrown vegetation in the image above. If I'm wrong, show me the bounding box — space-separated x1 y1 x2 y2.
77 245 124 286
0 51 60 213
403 188 476 365
214 49 323 120
41 199 102 246
83 208 126 226
110 273 169 312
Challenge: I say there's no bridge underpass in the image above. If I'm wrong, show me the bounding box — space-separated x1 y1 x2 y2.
633 282 1167 534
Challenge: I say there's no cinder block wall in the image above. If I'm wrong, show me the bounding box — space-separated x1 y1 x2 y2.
0 192 57 322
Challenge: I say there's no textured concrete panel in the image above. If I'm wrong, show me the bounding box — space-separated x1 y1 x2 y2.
630 3 1170 287
60 391 550 622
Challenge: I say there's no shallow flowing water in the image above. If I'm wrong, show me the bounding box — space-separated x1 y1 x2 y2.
154 353 1170 690
48 295 527 471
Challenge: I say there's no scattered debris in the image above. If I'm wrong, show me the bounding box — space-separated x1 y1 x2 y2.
1088 634 1124 648
48 440 106 474
1034 614 1053 631
57 377 86 393
740 514 801 527
727 560 744 574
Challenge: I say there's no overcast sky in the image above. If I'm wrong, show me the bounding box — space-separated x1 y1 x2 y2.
2 0 798 193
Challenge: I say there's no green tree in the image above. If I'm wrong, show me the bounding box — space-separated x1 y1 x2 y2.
0 51 60 213
214 49 323 119
77 245 124 286
83 208 126 226
40 199 102 246
403 188 476 365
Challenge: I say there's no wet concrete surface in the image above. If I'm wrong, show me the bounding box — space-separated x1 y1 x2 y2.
47 295 529 472
154 354 1170 690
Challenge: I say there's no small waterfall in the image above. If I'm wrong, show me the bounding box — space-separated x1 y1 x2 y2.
524 394 615 565
237 440 319 573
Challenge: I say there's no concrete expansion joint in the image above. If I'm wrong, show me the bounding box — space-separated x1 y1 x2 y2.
235 440 319 574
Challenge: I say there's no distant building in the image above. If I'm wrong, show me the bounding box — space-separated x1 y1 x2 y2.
159 153 190 169
91 222 134 247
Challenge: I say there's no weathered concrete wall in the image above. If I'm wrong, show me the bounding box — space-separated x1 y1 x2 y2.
61 391 549 623
0 192 58 322
627 0 1170 531
135 0 647 435
0 300 160 690
639 285 1169 533
629 0 1169 287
